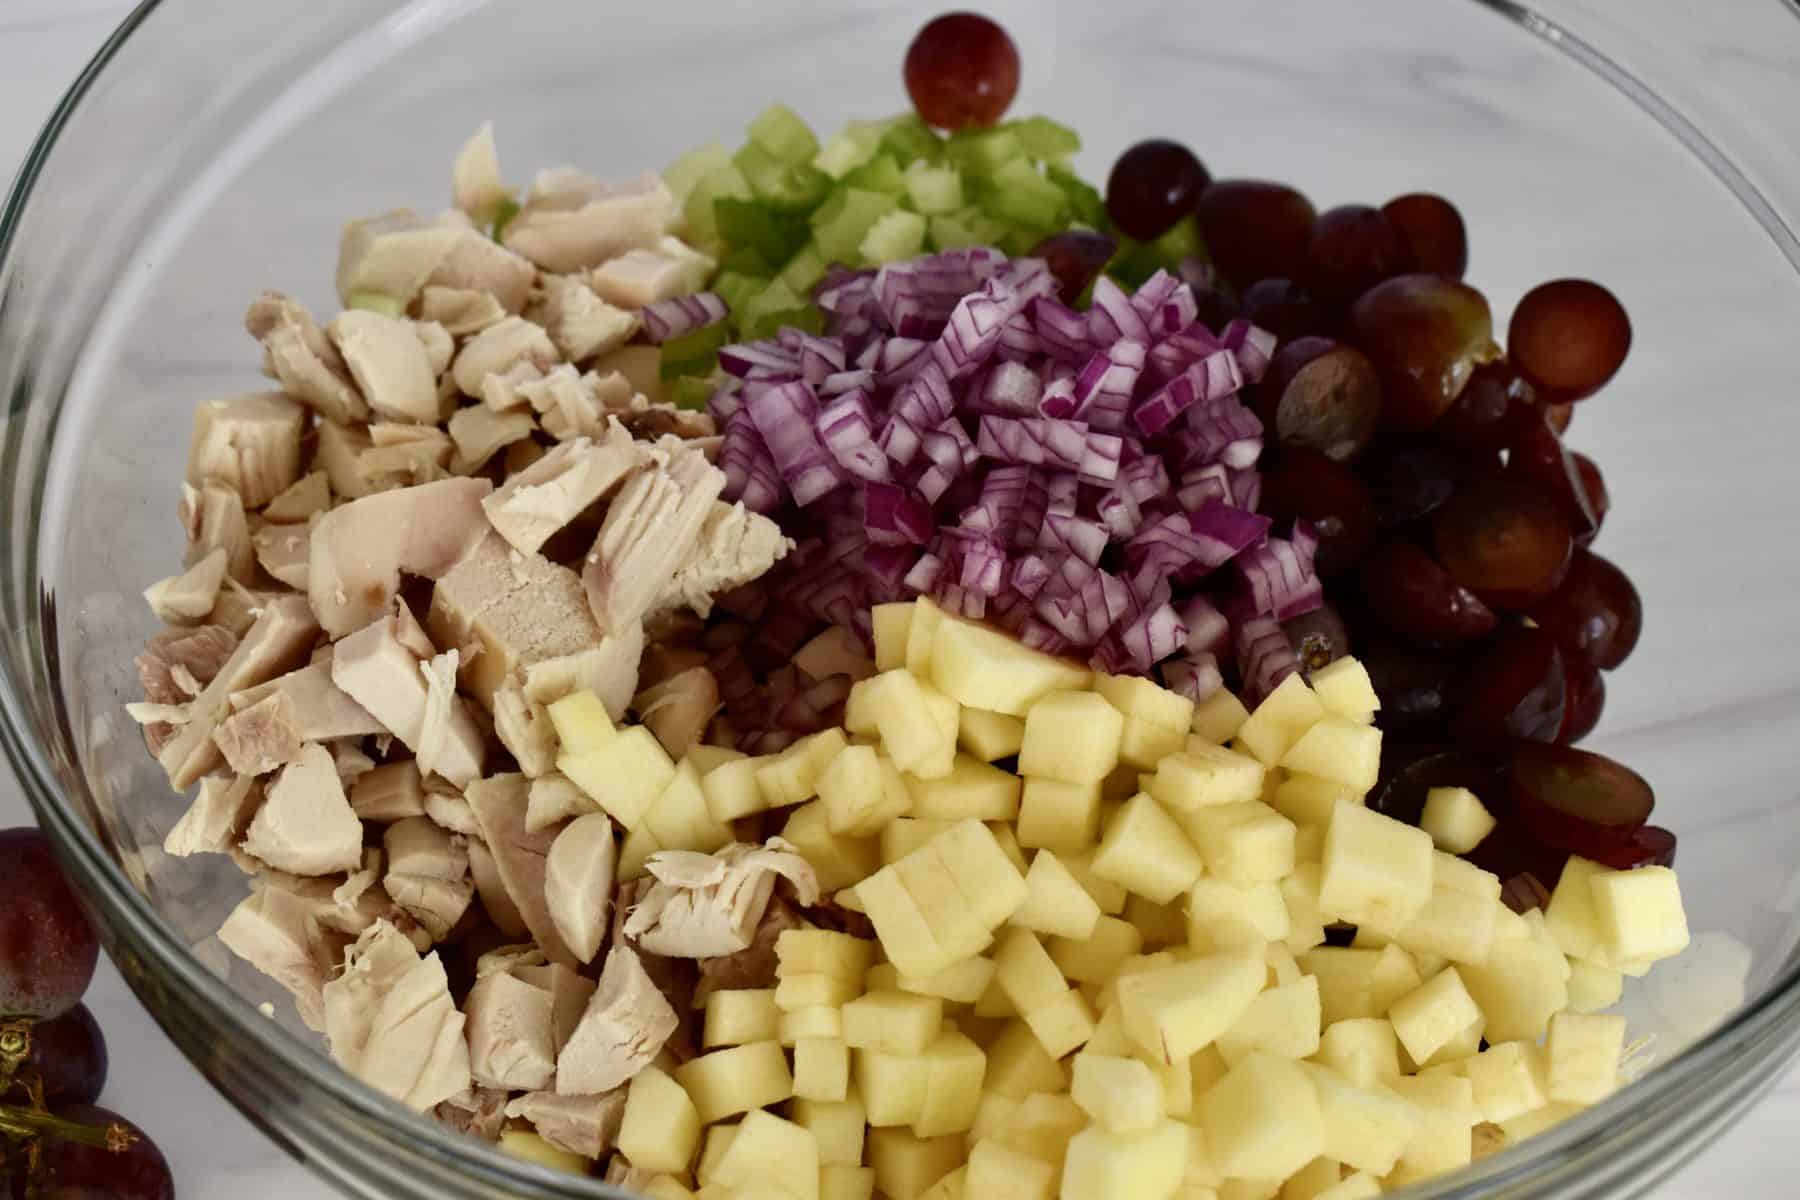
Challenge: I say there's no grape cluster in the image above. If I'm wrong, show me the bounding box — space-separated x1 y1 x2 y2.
1 828 172 1199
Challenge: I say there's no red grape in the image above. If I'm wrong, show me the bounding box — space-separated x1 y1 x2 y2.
1468 823 1570 904
1258 338 1382 463
1349 274 1497 432
1509 742 1654 860
1587 825 1676 870
0 829 99 1020
903 13 1020 131
1030 231 1116 305
1508 409 1603 544
1358 639 1460 737
1369 748 1505 827
1543 400 1575 433
1508 279 1632 401
1240 278 1326 341
1303 205 1404 310
1437 359 1533 453
1382 192 1469 279
1452 625 1568 748
1105 139 1210 241
1258 449 1377 577
1361 440 1463 528
26 1105 174 1200
1189 286 1243 332
1284 604 1351 674
1359 541 1499 644
1572 453 1609 544
1558 650 1606 744
1432 477 1574 610
1195 180 1317 289
1527 548 1643 670
6 1002 107 1107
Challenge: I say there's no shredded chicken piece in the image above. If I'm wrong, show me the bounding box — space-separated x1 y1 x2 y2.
262 472 332 523
623 838 820 959
245 292 369 425
554 944 676 1095
481 422 639 557
250 522 310 590
179 481 257 583
358 423 453 485
332 613 486 788
503 170 676 274
414 649 462 781
435 1086 509 1142
418 286 507 337
452 315 560 404
517 365 630 443
240 743 365 877
447 405 536 475
465 968 557 1091
528 273 639 364
465 772 580 968
336 209 534 314
582 439 724 636
491 682 558 779
164 774 262 859
631 666 719 761
520 624 647 724
186 391 307 508
323 919 471 1111
504 1090 625 1161
656 502 794 622
328 310 442 425
144 547 230 626
138 624 238 706
218 873 352 1031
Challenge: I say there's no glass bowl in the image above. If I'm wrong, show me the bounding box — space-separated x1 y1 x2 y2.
4 1 1800 1196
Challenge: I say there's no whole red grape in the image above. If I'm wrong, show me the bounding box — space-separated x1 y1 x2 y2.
904 13 1020 131
1106 139 1211 240
7 1002 107 1107
0 828 99 1020
1350 274 1497 433
1195 180 1317 289
1508 278 1631 401
25 1105 174 1200
1382 192 1468 279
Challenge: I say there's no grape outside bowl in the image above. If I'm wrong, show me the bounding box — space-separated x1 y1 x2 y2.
3 1 1800 1197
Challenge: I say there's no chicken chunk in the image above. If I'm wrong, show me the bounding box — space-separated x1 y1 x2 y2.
544 812 618 965
328 310 442 425
350 760 427 823
163 773 262 858
452 123 515 225
447 405 536 475
144 547 230 626
186 391 307 511
337 209 534 314
622 838 820 959
227 655 382 745
590 246 704 309
465 772 579 969
554 944 676 1096
481 422 638 557
418 286 507 337
240 743 365 876
357 423 453 486
518 365 632 443
138 624 238 706
582 440 724 636
251 522 310 590
331 611 486 788
504 1090 626 1161
218 872 351 1031
519 624 647 724
526 773 597 833
465 968 557 1091
435 1087 510 1142
323 919 471 1111
514 959 598 1055
180 482 257 584
503 170 675 274
452 315 560 404
631 666 719 761
529 274 639 364
657 502 793 621
492 682 558 779
245 292 369 425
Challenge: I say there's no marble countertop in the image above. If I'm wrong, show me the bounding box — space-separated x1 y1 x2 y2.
2 1 1797 1196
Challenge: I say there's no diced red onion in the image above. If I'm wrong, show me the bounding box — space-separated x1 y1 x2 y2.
1133 349 1244 436
1032 297 1095 363
1071 339 1146 433
1237 535 1326 621
642 292 729 343
816 390 889 482
719 339 799 379
1173 395 1264 470
745 381 841 507
983 360 1044 415
1180 595 1231 658
1237 615 1298 704
878 337 933 384
1089 276 1151 346
863 483 934 547
1162 652 1223 702
1116 602 1188 672
1221 318 1278 383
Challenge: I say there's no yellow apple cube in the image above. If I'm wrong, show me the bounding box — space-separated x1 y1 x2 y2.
1185 801 1297 885
617 1064 701 1173
1186 876 1290 952
869 1128 962 1200
617 822 662 880
559 725 675 830
1318 801 1433 936
792 1094 867 1167
858 1048 932 1128
1022 988 1097 1059
1149 744 1267 813
1385 1073 1474 1186
1117 947 1266 1064
1545 1011 1625 1104
842 990 945 1056
710 1109 820 1200
1011 850 1104 940
883 817 957 864
1281 865 1329 954
546 689 615 754
780 1004 844 1046
1235 674 1326 766
819 744 910 837
1070 1052 1162 1133
928 616 1092 716
1016 777 1104 853
702 753 772 822
985 1019 1070 1099
1111 717 1185 772
1389 968 1483 1066
1049 914 1144 984
777 929 877 983
863 669 959 779
1283 1157 1344 1200
846 676 879 737
1061 848 1130 915
960 708 1027 762
854 866 951 979
908 754 1023 821
1459 937 1570 1044
1566 959 1624 1013
645 760 734 854
895 852 994 963
757 728 851 809
1091 793 1205 904
915 1031 987 1137
497 1129 588 1174
1313 1018 1400 1088
775 973 863 1012
1306 658 1379 724
1095 672 1197 733
674 1041 795 1124
782 800 882 894
1216 976 1322 1064
1200 1051 1326 1182
794 1036 851 1103
899 954 996 1004
1314 1174 1381 1200
1278 718 1381 796
1298 1061 1417 1178
963 1139 1056 1200
993 928 1071 1015
1019 690 1124 784
1125 893 1188 950
1190 689 1251 744
1419 786 1496 854
873 602 915 672
704 989 780 1047
1060 1119 1188 1200
1394 882 1498 967
1270 774 1358 829
907 596 946 678
1590 865 1689 964
1464 1041 1549 1124
822 1166 877 1200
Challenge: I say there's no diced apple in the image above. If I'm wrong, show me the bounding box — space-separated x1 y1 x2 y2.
928 616 1092 716
964 1139 1056 1200
1061 848 1130 915
794 1036 851 1103
1566 958 1624 1013
1317 801 1433 936
704 988 781 1047
1010 851 1104 940
1464 1041 1549 1124
777 929 877 983
702 753 772 822
1117 947 1265 1065
900 955 997 1005
559 725 675 830
907 596 946 678
1388 967 1483 1066
917 1166 965 1200
895 850 994 963
1419 787 1496 854
1307 658 1379 724
1149 744 1267 813
1269 774 1358 829
991 822 1030 874
1280 865 1329 954
1235 674 1326 766
497 1129 587 1174
782 800 882 893
993 928 1071 1016
858 1048 932 1128
697 1123 737 1187
984 1019 1070 1099
908 754 1023 821
757 728 851 809
686 744 744 774
780 1005 844 1046
1278 719 1380 796
819 744 910 837
915 1031 987 1137
930 818 1032 927
1495 1102 1584 1145
996 1092 1087 1168
645 760 734 854
846 677 879 737
1200 1051 1326 1182
1459 937 1570 1044
674 1041 795 1124
546 689 615 754
1087 792 1206 904
1265 942 1303 987
1190 689 1252 745
1394 882 1497 967
1019 691 1124 784
873 602 915 672
1385 1072 1474 1186
1432 850 1502 900
1545 1011 1625 1105
711 1109 821 1200
1282 1157 1345 1200
1117 717 1190 771
1312 1018 1400 1088
1217 976 1322 1064
863 669 960 779
960 708 1027 762
1067 1052 1161 1134
792 1094 868 1167
1022 988 1097 1059
1048 913 1144 984
1125 893 1189 950
1095 672 1196 733
1590 865 1689 965
617 1064 702 1173
775 973 863 1012
1017 778 1104 853
842 990 945 1056
1314 1174 1381 1200
1060 1119 1189 1200
618 822 662 881
1368 943 1425 1020
883 817 957 864
1186 876 1290 952
856 866 952 979
1185 801 1297 885
1298 1061 1417 1178
822 1165 878 1200
869 1128 963 1200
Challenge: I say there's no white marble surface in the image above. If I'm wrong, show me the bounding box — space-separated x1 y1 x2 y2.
3 1 1799 1196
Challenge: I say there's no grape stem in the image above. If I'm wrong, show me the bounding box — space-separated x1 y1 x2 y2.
0 1018 28 1092
0 1102 138 1150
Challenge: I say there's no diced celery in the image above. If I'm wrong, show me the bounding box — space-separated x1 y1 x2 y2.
663 141 734 206
684 165 753 247
928 212 985 251
903 161 965 215
489 197 520 243
715 197 811 266
1008 116 1082 163
979 158 1068 232
878 114 944 166
779 242 829 294
748 102 821 166
1108 217 1207 289
713 270 770 319
843 117 897 149
659 322 731 380
811 189 900 263
997 226 1045 258
860 210 928 264
720 244 776 278
945 127 1025 176
740 278 806 328
1046 164 1107 229
744 305 825 341
672 376 717 411
735 143 832 213
844 155 906 197
815 132 878 180
1149 215 1204 264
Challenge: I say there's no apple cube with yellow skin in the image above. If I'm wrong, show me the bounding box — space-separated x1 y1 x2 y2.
1307 657 1380 724
696 1123 737 1187
675 1040 795 1125
1117 716 1191 771
896 851 992 965
1298 1061 1418 1178
1388 967 1483 1066
775 973 863 1012
757 728 851 809
1281 865 1329 954
1278 718 1381 796
1270 774 1359 829
995 1092 1087 1166
1186 876 1290 952
617 822 661 881
1545 1011 1625 1104
1235 673 1326 766
1385 1072 1475 1187
1367 943 1426 1018
1019 690 1125 784
960 708 1027 761
1459 936 1570 1044
1313 1018 1401 1088
617 1065 701 1173
1016 777 1104 853
703 988 780 1047
862 669 960 780
645 760 734 854
497 1129 588 1175
702 753 772 822
777 929 877 983
1566 959 1624 1013
1420 786 1496 854
915 1031 987 1137
559 725 675 830
1124 893 1188 950
792 1094 868 1167
780 1005 844 1045
1059 1118 1188 1200
795 1036 852 1103
1022 987 1098 1059
1393 881 1497 967
1090 793 1205 904
1283 1158 1343 1200
845 677 879 738
1117 946 1265 1065
929 818 1032 928
821 1166 877 1200
782 801 882 894
984 1019 1070 1099
927 614 1092 716
819 744 912 837
1050 914 1144 984
1200 1051 1327 1182
858 1047 933 1128
883 817 958 864
1190 689 1251 745
710 1109 820 1200
993 928 1072 1015
1069 1052 1163 1134
962 1140 1056 1200
1095 672 1196 733
1010 850 1103 940
842 990 945 1056
855 866 954 979
907 596 946 678
1318 801 1434 937
869 1128 964 1200
1590 865 1689 964
873 602 915 671
1464 1041 1549 1124
546 689 615 754
1184 801 1297 885
908 755 1023 821
1216 976 1322 1064
1149 744 1267 814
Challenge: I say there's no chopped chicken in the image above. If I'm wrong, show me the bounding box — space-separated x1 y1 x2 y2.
582 439 724 636
323 920 471 1111
328 310 442 425
631 666 719 761
329 739 378 791
245 292 369 425
331 612 486 788
465 968 557 1091
436 1086 510 1141
350 760 427 823
693 895 811 1007
180 482 257 583
427 531 606 707
514 959 598 1055
413 320 454 376
307 475 492 639
250 522 311 590
507 1091 625 1161
622 838 821 959
526 773 597 833
206 581 273 638
164 773 262 858
451 315 560 403
240 743 365 876
418 286 507 337
386 870 475 943
218 872 353 1031
138 624 238 705
359 422 453 485
337 209 534 314
263 472 332 524
519 624 647 722
656 502 794 621
423 779 484 837
465 772 579 968
554 944 676 1096
144 547 230 625
518 365 630 443
211 693 303 775
503 170 675 274
390 599 438 659
447 405 535 475
529 274 639 363
481 422 638 556
452 122 515 225
544 812 618 965
185 391 306 510
491 681 558 778
157 595 320 790
229 656 383 739
414 649 465 782
615 404 717 445
315 420 377 501
384 815 469 879
468 838 530 941
590 246 703 309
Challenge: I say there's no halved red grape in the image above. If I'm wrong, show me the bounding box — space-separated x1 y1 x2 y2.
1437 359 1533 452
1350 274 1498 432
1284 604 1351 674
0 828 100 1020
1558 651 1606 744
7 1002 107 1107
1543 400 1574 433
1359 638 1460 737
1528 548 1643 670
1195 180 1317 289
1359 541 1499 643
1453 625 1568 747
1572 453 1609 545
1304 205 1404 310
903 13 1020 131
1469 824 1570 903
30 1105 174 1200
1508 278 1632 401
1258 448 1377 576
1382 192 1469 278
1258 338 1382 462
1369 748 1505 827
1241 278 1326 341
1509 742 1654 860
1031 231 1117 305
1432 477 1574 610
1588 825 1676 870
1106 139 1211 241
1508 409 1602 543
1362 440 1463 528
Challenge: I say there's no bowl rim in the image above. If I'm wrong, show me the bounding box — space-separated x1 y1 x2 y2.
3 2 1799 1197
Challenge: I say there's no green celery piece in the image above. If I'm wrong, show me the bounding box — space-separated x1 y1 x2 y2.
779 242 829 294
740 278 805 327
815 131 877 180
812 188 900 263
1046 164 1107 229
844 117 898 149
715 197 811 267
997 227 1044 258
979 158 1068 232
346 291 405 317
489 197 520 243
671 376 717 411
659 322 731 380
684 165 753 247
663 141 733 206
1008 116 1081 163
1150 215 1204 264
859 210 928 264
928 212 984 251
744 305 825 341
877 114 944 166
1107 217 1208 289
748 102 821 166
903 160 965 215
719 244 776 278
945 127 1025 176
735 143 831 213
713 270 770 320
843 154 906 197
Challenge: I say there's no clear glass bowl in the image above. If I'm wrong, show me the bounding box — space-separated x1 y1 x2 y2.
3 1 1799 1196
